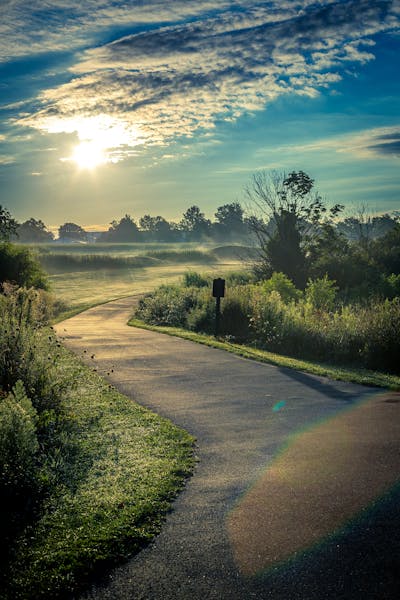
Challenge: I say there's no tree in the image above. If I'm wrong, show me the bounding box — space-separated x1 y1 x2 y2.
16 218 54 243
101 214 140 242
139 215 174 241
214 203 246 239
58 222 87 242
0 206 18 242
245 170 343 287
180 205 211 240
337 211 398 242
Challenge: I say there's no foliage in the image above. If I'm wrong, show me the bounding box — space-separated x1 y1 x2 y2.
305 275 338 311
0 286 68 413
0 242 49 289
180 205 212 240
135 274 400 375
245 170 344 286
16 218 54 243
261 272 302 303
58 222 87 242
183 271 210 288
214 202 247 239
100 214 140 242
0 205 19 242
0 381 39 549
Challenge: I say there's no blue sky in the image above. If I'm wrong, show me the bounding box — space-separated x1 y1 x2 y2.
0 0 399 231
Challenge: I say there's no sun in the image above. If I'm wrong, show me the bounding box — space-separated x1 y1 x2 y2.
71 141 107 170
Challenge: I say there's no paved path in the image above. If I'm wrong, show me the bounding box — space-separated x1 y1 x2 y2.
55 297 400 600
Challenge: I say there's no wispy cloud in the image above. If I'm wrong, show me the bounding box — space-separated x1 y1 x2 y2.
8 1 400 160
278 125 400 159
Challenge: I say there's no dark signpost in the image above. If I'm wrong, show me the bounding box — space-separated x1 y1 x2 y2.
212 278 225 337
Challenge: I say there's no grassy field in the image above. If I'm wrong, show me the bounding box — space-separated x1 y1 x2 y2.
34 243 249 313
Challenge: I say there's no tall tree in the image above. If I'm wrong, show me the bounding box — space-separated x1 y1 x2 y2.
180 205 211 240
246 170 343 286
214 202 246 239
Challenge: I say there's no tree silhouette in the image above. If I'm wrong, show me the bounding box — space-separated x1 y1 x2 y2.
17 218 54 243
246 170 343 287
58 222 87 242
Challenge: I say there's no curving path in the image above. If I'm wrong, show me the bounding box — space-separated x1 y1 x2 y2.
55 297 400 600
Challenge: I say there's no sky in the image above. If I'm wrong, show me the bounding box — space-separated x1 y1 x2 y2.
0 0 399 231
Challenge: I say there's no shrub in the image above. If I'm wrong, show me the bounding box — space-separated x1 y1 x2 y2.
261 272 302 303
305 275 338 311
183 271 210 288
135 285 198 327
219 287 252 341
249 289 286 347
225 270 255 286
379 273 400 300
0 381 39 547
0 286 71 414
0 243 48 289
186 296 215 333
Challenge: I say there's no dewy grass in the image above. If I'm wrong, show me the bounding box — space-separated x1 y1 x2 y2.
3 344 195 599
128 319 400 390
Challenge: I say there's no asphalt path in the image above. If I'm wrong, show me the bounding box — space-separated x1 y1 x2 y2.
55 297 400 600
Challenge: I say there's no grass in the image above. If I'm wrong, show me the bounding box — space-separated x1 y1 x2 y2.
45 245 244 312
128 319 400 390
2 343 195 599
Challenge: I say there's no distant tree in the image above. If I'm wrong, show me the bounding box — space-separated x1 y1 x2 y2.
17 218 54 243
58 222 87 242
139 215 173 241
338 211 398 243
214 202 246 239
180 205 211 240
246 170 343 287
102 214 140 242
0 205 18 241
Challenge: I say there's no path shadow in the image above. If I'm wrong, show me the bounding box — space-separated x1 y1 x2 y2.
277 366 374 403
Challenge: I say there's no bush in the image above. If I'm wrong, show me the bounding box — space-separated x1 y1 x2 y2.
0 286 70 414
219 287 252 341
305 275 338 311
0 243 48 289
135 285 198 327
135 273 400 375
261 272 302 303
0 381 39 549
183 271 210 288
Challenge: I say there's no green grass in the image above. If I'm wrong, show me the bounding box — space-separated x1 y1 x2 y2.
128 319 400 390
3 345 195 599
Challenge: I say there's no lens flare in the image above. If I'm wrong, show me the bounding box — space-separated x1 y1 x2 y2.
227 391 400 576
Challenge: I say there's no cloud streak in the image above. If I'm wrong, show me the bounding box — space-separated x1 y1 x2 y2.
8 1 400 160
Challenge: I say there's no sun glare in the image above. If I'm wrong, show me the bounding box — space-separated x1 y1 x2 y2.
71 141 107 170
49 114 144 169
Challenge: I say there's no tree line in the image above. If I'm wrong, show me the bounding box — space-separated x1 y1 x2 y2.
2 189 398 247
4 203 252 244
